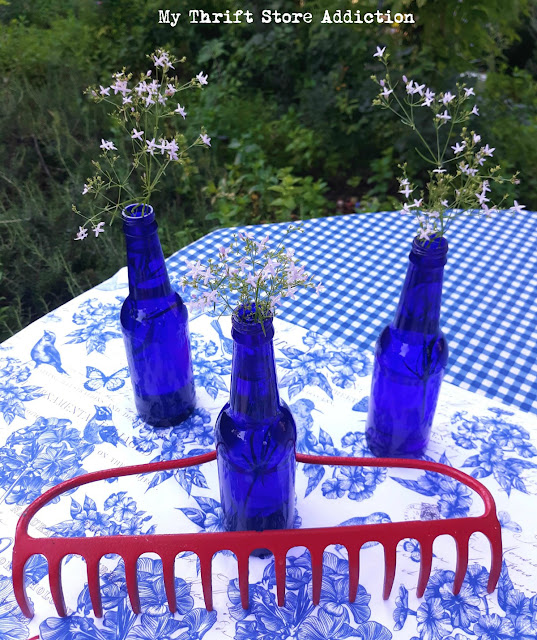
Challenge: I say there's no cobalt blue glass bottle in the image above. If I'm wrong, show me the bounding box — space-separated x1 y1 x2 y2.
120 204 195 427
365 236 449 458
215 308 297 533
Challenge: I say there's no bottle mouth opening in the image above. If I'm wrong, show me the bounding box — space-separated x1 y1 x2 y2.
411 235 448 264
232 303 274 336
122 204 155 224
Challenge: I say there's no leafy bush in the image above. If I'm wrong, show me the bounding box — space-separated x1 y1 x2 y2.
478 67 537 203
1 0 536 339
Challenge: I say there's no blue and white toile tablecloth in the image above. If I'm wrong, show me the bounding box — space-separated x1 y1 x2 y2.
1 212 537 640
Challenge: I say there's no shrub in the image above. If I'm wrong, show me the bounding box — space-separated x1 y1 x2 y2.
1 0 536 339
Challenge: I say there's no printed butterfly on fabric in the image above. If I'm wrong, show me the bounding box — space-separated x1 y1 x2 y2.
498 511 522 533
84 367 130 392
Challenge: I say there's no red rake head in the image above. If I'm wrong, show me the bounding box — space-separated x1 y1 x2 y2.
12 451 502 619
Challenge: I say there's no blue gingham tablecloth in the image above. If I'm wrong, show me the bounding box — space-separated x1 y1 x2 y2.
167 211 537 415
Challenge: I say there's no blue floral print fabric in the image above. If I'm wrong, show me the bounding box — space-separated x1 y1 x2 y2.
1 265 537 640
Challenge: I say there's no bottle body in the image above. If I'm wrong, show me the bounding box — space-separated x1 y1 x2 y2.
366 237 449 457
121 291 195 426
215 311 296 532
120 204 195 427
216 402 296 531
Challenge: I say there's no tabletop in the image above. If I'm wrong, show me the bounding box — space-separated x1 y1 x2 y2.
1 211 537 640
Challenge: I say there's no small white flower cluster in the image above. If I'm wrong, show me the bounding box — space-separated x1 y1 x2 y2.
181 225 324 323
372 46 524 241
74 49 211 241
74 221 105 241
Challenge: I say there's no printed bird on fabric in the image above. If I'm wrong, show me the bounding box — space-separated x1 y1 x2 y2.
289 398 322 452
210 319 233 356
83 405 124 446
30 330 67 374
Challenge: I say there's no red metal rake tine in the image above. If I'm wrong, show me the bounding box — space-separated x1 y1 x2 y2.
416 536 434 598
48 556 67 617
382 542 397 600
348 546 360 603
12 451 216 618
297 453 503 599
161 552 178 614
274 551 287 607
310 547 323 606
237 550 251 610
487 522 503 593
124 556 141 614
199 553 214 612
86 557 103 618
453 534 469 595
12 553 33 619
12 450 502 619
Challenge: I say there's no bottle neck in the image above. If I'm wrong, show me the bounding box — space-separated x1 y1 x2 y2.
393 236 448 334
122 204 172 301
229 315 280 423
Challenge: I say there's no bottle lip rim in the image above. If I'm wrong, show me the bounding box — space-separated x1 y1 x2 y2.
122 203 155 223
411 235 448 262
232 304 274 335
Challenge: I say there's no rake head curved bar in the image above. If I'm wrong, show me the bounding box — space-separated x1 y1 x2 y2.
12 451 502 619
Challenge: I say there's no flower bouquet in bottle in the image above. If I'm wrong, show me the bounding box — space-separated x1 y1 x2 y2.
73 49 211 427
365 46 524 457
182 227 323 533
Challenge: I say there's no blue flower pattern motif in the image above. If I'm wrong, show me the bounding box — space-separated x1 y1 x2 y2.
226 549 391 640
132 408 214 495
298 425 386 500
179 495 224 532
322 462 387 502
391 452 473 518
0 417 94 506
39 557 217 640
190 332 231 400
66 297 124 354
46 493 156 538
452 408 537 495
0 356 43 424
392 562 537 640
277 330 371 400
0 574 31 640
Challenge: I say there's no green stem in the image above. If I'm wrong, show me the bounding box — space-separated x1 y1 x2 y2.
440 103 459 162
435 122 441 165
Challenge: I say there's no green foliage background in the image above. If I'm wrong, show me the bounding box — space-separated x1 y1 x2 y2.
1 0 536 340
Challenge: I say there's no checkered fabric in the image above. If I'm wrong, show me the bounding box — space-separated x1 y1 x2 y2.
167 211 537 415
